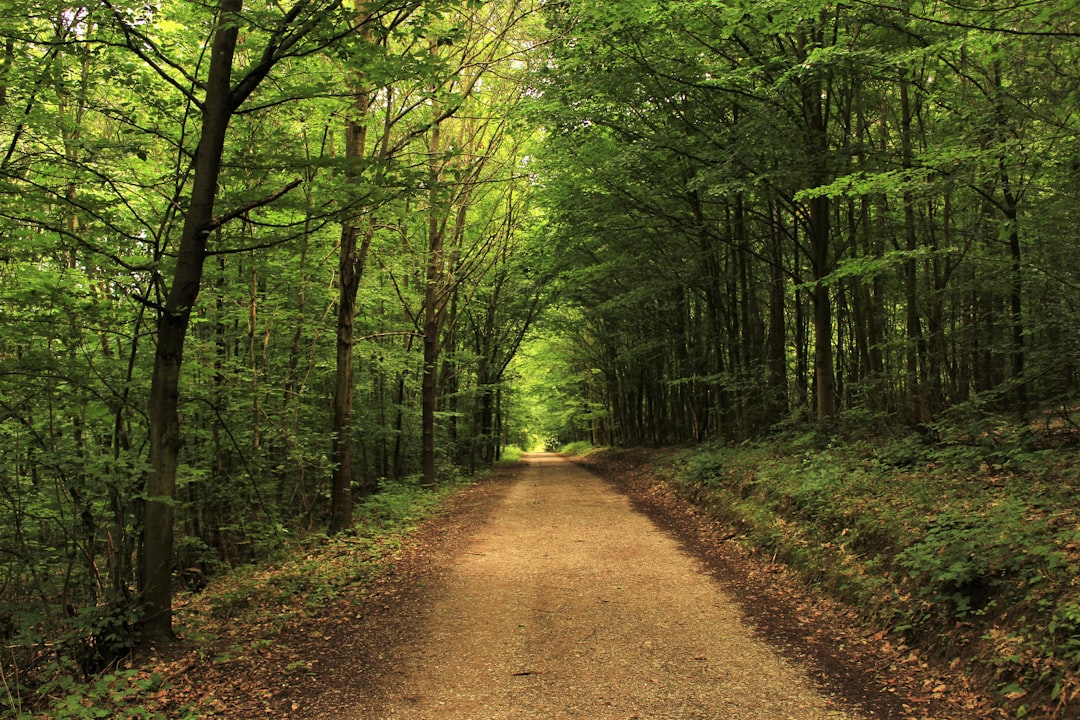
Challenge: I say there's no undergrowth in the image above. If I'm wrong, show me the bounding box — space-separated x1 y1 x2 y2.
559 440 597 456
658 421 1080 717
13 474 470 720
187 476 463 626
500 444 526 462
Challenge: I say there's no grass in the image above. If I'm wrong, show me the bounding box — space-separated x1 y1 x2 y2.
500 444 526 462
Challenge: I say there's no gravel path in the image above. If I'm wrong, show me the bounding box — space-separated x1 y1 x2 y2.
352 453 869 719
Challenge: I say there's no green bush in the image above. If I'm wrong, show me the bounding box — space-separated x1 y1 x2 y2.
896 503 1039 619
23 668 197 720
558 440 594 456
500 444 525 462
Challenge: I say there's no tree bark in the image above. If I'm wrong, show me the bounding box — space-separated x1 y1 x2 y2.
899 68 932 424
330 11 375 534
141 0 242 642
421 105 443 486
797 24 836 421
992 61 1027 419
1002 167 1026 419
765 203 788 423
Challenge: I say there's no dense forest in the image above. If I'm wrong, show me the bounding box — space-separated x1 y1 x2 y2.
2 0 1079 713
535 0 1080 446
0 0 550 689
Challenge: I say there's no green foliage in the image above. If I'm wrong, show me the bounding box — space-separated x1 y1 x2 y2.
558 440 595 456
531 0 1080 447
506 322 600 450
896 502 1066 620
26 473 469 718
202 473 469 622
0 0 549 708
500 444 526 462
356 477 461 534
1048 602 1080 670
19 666 196 720
5 0 1080 711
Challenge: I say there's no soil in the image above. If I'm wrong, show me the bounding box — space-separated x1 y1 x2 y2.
159 451 992 719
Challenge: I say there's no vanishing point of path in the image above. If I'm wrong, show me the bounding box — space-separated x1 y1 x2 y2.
349 453 873 720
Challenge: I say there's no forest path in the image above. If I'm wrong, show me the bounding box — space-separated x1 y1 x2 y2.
341 453 872 720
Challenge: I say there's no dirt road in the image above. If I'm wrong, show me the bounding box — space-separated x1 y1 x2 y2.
350 453 872 719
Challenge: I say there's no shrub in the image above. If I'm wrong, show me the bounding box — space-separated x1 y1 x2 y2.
559 440 594 456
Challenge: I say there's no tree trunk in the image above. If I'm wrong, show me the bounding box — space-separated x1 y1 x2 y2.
330 219 361 533
798 25 836 421
811 262 835 420
1002 171 1026 419
141 0 242 642
900 69 932 424
765 204 788 423
421 300 440 485
330 12 375 533
421 107 443 486
443 289 459 462
992 60 1026 419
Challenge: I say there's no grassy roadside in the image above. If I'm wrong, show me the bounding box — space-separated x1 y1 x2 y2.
14 474 476 720
572 428 1080 719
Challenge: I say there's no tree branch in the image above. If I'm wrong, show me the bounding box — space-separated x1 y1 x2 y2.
228 0 346 114
207 178 303 231
101 0 204 105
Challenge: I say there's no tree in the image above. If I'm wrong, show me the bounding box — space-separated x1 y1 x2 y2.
414 0 540 485
142 0 345 641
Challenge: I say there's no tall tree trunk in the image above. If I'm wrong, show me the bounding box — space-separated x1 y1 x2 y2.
141 0 242 642
421 303 440 485
853 85 886 413
284 215 312 524
0 36 13 107
793 241 810 416
765 203 788 423
900 68 931 424
863 194 887 412
248 260 264 481
1002 168 1026 418
330 11 375 533
421 106 443 486
392 370 409 480
469 318 492 473
992 60 1026 419
798 25 836 421
811 255 835 420
443 289 459 461
330 215 363 532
